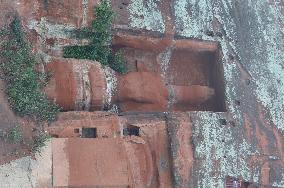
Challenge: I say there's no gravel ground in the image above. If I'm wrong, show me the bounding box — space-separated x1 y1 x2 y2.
0 140 52 188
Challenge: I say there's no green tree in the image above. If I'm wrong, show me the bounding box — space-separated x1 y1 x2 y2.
63 0 127 73
0 17 60 122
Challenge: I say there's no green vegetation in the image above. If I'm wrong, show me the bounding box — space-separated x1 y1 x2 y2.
32 132 50 153
0 126 23 144
0 17 60 122
63 0 127 73
6 126 23 144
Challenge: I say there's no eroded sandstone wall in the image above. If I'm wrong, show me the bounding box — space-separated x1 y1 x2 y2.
0 0 283 188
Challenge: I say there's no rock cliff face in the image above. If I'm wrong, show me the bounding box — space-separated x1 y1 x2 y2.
44 57 217 112
48 111 173 188
0 0 283 188
44 58 107 111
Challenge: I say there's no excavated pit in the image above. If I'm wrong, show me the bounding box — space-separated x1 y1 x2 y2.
113 35 226 112
43 36 226 113
168 47 226 112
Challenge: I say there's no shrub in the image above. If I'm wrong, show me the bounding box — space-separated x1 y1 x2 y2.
6 125 23 144
63 0 127 73
32 131 50 153
0 17 60 122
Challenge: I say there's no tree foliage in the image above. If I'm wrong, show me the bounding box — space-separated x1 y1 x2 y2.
0 17 60 122
63 0 127 73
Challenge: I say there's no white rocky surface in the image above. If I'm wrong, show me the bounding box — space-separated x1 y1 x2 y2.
0 141 52 188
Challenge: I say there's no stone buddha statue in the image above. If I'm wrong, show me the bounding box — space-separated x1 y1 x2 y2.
44 58 215 112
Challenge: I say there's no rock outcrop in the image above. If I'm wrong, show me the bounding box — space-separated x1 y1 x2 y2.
44 58 107 111
44 58 216 112
49 111 173 188
0 0 283 188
